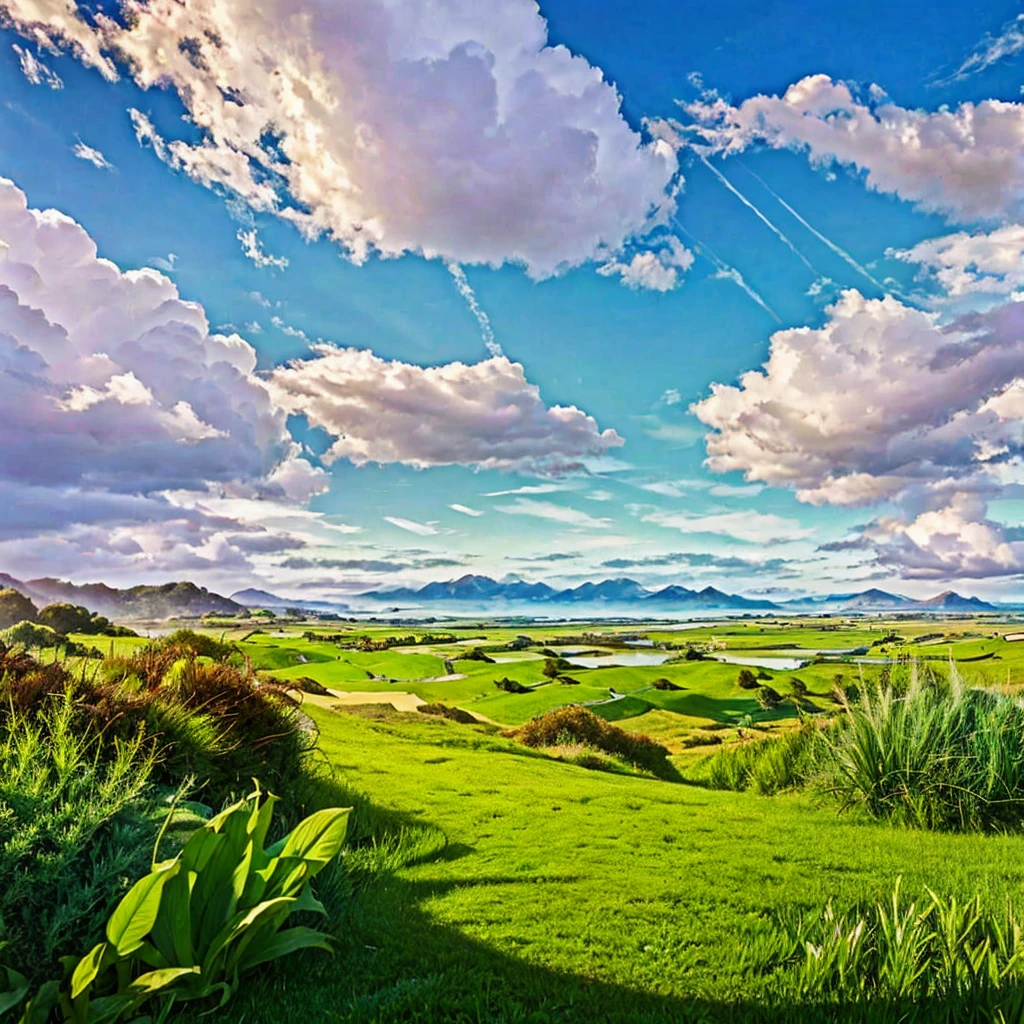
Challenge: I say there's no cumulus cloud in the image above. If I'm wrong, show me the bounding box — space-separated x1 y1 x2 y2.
693 288 1024 577
269 348 623 475
237 229 288 271
843 497 1024 580
0 175 330 575
891 225 1024 298
681 75 1024 223
694 289 1024 506
3 0 677 278
598 236 694 292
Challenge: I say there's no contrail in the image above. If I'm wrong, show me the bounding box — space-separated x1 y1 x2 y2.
446 261 503 357
675 219 782 323
739 164 887 293
699 154 818 276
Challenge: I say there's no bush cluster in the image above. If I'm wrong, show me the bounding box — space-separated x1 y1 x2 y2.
504 706 676 781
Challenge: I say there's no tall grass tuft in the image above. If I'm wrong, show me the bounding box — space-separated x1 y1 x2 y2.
704 660 1024 832
821 661 1024 831
761 878 1024 1018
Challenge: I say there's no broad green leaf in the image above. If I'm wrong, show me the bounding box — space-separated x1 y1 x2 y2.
237 926 333 973
273 808 351 872
203 897 294 977
18 980 59 1024
0 966 29 1015
107 862 179 956
70 942 110 1000
150 869 196 968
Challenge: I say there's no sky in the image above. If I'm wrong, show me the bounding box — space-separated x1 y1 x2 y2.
2 0 1024 601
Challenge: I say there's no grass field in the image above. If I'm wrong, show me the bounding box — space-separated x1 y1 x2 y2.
211 703 1024 1023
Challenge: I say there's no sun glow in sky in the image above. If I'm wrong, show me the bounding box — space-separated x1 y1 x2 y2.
3 0 1024 601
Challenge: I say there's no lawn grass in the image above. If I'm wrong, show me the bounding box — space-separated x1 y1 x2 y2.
212 704 1024 1024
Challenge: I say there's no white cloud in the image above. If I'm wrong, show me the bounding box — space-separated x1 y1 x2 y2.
384 516 440 536
638 508 813 543
852 496 1024 579
484 483 576 497
940 13 1024 84
693 289 1024 507
269 349 623 475
12 43 62 88
683 75 1024 223
891 225 1024 298
693 288 1024 578
72 140 114 171
449 503 484 517
598 236 694 292
638 479 710 498
237 228 289 271
0 175 326 576
6 0 678 279
659 388 683 406
493 498 612 529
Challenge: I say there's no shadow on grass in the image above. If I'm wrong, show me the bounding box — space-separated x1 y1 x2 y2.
210 769 1020 1024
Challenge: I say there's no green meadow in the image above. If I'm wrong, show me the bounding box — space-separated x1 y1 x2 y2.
10 614 1024 1022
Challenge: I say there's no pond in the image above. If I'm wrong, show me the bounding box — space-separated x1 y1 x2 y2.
566 652 672 669
713 654 809 671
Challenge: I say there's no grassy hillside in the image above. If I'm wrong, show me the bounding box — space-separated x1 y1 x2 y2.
214 704 1024 1023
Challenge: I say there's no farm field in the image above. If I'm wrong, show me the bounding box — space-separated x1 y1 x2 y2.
203 615 1024 753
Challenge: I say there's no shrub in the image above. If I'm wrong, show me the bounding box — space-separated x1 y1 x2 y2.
494 677 530 694
418 703 477 724
652 677 681 691
3 647 312 808
1 620 61 649
37 603 116 637
504 707 677 781
737 668 759 689
756 668 773 681
156 629 237 662
819 666 1024 832
0 690 158 986
788 676 808 697
755 685 784 710
461 647 494 663
558 676 581 686
291 675 331 696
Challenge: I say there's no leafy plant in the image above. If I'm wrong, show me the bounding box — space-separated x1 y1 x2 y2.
736 668 759 689
31 785 350 1022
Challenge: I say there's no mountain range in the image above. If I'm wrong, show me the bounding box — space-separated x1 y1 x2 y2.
359 575 998 612
0 573 243 620
0 571 1002 620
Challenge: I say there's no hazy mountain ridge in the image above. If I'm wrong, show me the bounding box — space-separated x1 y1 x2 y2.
0 571 1001 618
360 574 1000 611
0 574 242 620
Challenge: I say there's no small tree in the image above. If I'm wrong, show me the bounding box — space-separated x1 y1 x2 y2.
755 685 783 710
0 588 37 631
542 658 562 680
737 668 759 689
788 676 808 697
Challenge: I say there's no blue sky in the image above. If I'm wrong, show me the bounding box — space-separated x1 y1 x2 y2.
2 0 1024 600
